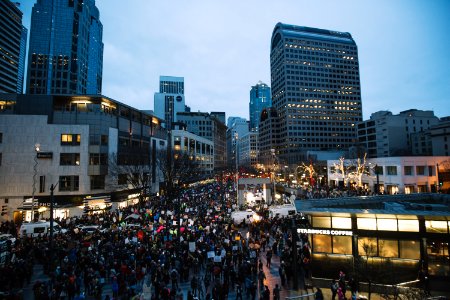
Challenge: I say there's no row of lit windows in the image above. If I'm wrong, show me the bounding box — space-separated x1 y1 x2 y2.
313 216 450 233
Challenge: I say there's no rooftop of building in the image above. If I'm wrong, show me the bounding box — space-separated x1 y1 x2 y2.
295 193 450 218
272 22 355 46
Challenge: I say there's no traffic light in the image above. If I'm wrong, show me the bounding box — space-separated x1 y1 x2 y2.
1 205 7 216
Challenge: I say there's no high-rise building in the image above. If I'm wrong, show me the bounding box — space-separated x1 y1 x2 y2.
154 76 185 129
226 117 249 168
270 23 363 164
0 0 27 94
26 0 103 95
249 81 271 132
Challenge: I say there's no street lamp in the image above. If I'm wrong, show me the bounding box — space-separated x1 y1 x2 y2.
375 164 380 195
235 132 239 204
271 149 278 205
31 143 40 222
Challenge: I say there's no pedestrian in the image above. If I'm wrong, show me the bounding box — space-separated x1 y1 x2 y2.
266 249 272 268
262 285 270 300
338 271 346 297
331 279 338 300
314 287 324 300
273 284 281 300
258 269 266 287
236 283 243 300
278 263 286 286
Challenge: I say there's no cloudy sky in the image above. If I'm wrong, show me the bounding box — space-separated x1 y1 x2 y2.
17 0 450 120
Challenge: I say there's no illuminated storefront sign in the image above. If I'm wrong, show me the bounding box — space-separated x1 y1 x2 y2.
298 228 353 236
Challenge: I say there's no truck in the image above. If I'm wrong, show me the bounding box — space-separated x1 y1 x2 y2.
268 204 296 219
19 221 67 237
231 209 258 225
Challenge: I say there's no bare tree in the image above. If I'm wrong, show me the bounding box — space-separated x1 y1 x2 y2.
107 148 152 207
156 147 202 202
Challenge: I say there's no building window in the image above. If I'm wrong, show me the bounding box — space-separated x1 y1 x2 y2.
60 153 80 165
101 135 108 145
312 216 331 228
61 134 81 146
399 240 420 259
90 175 105 190
404 166 413 176
332 217 352 229
425 221 448 233
118 174 128 185
0 153 2 166
428 166 434 176
0 132 2 143
59 176 79 191
379 239 398 258
89 153 108 165
39 176 46 193
416 166 425 175
386 166 397 175
358 237 378 256
377 218 397 231
332 236 352 254
397 219 419 232
357 218 376 230
312 235 332 253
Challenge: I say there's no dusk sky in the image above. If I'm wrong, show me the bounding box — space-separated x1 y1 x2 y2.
17 0 450 120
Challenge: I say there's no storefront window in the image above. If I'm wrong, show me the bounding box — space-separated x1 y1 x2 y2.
399 240 420 259
312 235 332 253
358 237 378 257
379 239 398 258
427 241 449 276
398 219 419 232
357 218 376 230
332 217 352 229
377 218 397 231
333 236 352 254
312 217 331 228
425 221 448 233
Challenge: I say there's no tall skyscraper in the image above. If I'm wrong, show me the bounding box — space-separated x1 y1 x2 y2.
270 23 363 164
0 0 27 94
154 76 185 129
26 0 103 95
249 81 271 132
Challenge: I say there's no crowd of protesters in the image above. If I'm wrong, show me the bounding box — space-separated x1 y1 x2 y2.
0 180 316 300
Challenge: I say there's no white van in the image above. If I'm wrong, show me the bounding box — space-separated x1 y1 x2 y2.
268 204 296 219
231 209 256 225
19 221 67 237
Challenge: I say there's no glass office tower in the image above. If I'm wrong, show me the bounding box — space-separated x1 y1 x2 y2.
26 0 103 95
270 23 363 164
0 0 26 94
249 81 271 132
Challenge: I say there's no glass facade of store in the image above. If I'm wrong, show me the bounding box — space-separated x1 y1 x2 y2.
305 214 450 280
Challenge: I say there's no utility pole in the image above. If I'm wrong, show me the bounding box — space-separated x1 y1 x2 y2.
49 182 58 272
31 144 40 221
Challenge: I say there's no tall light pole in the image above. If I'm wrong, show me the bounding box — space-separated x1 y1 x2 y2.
31 143 40 222
235 132 239 204
271 148 277 205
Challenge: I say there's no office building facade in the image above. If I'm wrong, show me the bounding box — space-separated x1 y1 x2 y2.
26 0 103 95
226 117 249 168
270 23 363 164
0 0 27 94
0 94 166 221
357 109 439 158
249 81 271 132
177 111 227 170
238 132 258 167
154 76 185 129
